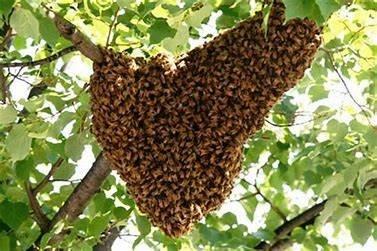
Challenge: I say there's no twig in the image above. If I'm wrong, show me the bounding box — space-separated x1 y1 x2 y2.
321 48 372 125
8 67 23 85
340 202 377 225
0 46 77 68
254 184 287 222
25 181 51 233
94 225 124 251
0 27 13 51
33 158 64 195
230 192 258 202
106 7 120 48
7 72 33 85
0 69 7 103
265 118 316 127
255 200 327 250
265 110 330 127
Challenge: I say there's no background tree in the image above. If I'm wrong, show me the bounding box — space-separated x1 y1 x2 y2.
0 0 376 250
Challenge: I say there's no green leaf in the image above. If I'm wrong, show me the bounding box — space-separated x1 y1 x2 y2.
0 0 15 15
283 0 323 24
64 134 86 161
5 124 32 161
148 19 176 44
0 200 29 229
48 111 75 139
222 212 237 225
327 119 348 141
10 8 40 40
186 3 213 27
0 235 10 251
15 157 34 181
39 17 60 46
116 0 133 9
199 225 222 243
136 214 151 235
315 0 341 20
364 128 377 148
0 105 17 124
132 235 144 249
93 192 113 213
88 215 110 237
309 85 328 101
53 161 75 180
113 207 131 220
19 97 44 113
39 233 53 250
331 206 355 225
317 198 338 224
350 215 373 245
163 24 190 53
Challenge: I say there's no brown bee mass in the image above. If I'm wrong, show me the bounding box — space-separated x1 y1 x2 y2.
89 0 321 237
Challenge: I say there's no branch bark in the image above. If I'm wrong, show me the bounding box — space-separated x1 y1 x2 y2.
25 182 50 233
32 153 111 248
48 153 111 228
0 46 76 68
32 158 64 195
94 225 123 251
0 69 7 103
255 200 327 250
43 4 104 63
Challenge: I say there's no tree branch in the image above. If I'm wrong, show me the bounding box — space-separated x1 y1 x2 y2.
254 184 287 222
49 153 111 228
25 182 51 233
0 26 13 51
32 153 111 248
106 7 120 48
33 158 64 195
42 4 104 63
0 24 12 103
0 69 7 103
0 46 77 68
94 225 124 251
321 48 372 125
255 200 327 250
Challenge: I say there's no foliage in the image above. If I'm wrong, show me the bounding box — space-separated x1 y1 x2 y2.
0 0 376 250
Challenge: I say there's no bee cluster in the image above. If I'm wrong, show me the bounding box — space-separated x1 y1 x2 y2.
89 0 321 237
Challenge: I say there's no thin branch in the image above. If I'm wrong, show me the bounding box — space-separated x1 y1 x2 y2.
0 46 77 68
42 4 104 63
8 67 23 85
255 200 327 250
106 7 120 48
254 184 287 222
33 158 64 195
321 48 372 125
25 181 51 233
94 225 124 251
265 111 330 127
0 69 7 103
265 118 316 127
49 153 110 226
0 27 13 51
340 202 377 225
7 72 33 85
229 192 258 202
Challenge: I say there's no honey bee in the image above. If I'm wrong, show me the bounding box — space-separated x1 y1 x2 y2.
89 0 321 238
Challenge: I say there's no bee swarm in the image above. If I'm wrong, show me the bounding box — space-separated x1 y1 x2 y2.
89 0 321 237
